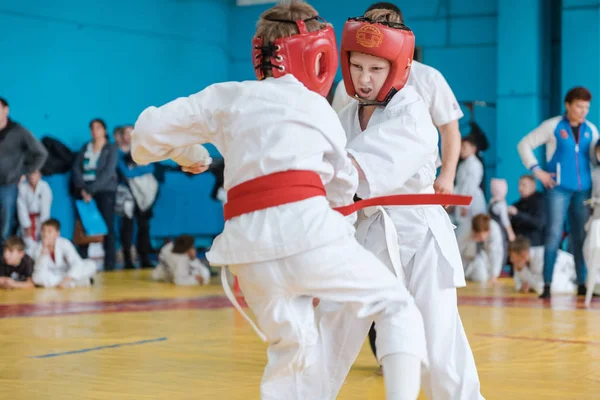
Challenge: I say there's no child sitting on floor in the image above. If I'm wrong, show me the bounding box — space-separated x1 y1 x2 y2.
0 236 35 290
31 219 97 288
152 235 211 286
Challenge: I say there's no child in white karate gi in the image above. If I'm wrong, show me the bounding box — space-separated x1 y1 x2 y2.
31 219 96 289
130 2 428 399
152 235 211 286
335 8 484 400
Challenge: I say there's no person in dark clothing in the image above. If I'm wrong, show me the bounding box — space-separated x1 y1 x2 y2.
508 175 546 246
71 118 118 271
0 98 48 246
0 236 35 289
114 125 156 269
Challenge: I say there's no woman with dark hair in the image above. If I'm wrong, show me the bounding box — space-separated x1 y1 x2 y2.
72 118 118 271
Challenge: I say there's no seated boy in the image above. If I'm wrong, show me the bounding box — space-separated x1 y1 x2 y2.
509 236 577 295
152 235 211 286
0 236 35 289
458 213 505 283
31 219 96 288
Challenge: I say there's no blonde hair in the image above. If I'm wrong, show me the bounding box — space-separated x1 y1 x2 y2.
509 236 531 254
364 8 402 23
254 0 325 77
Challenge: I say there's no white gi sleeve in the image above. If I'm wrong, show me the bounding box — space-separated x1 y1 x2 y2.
16 184 31 229
517 118 557 170
428 70 464 126
131 82 239 166
40 181 53 223
319 111 359 209
346 108 438 198
63 239 85 278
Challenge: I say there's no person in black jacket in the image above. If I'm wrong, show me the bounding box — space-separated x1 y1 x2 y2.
71 119 118 270
508 174 546 246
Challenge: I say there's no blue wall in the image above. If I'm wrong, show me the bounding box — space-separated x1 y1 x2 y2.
0 0 229 242
3 0 600 240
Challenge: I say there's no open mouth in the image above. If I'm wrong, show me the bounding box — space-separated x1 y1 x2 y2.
358 88 372 97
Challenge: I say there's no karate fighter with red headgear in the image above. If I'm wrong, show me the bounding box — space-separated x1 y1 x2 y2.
333 9 485 400
130 1 428 399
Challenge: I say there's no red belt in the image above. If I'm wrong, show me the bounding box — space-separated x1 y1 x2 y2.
224 170 471 221
29 213 40 240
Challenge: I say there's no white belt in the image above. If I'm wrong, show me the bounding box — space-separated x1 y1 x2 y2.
221 267 267 342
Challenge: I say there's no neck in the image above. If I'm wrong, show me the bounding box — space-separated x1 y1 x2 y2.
0 119 7 130
94 137 106 148
567 115 581 126
359 105 377 131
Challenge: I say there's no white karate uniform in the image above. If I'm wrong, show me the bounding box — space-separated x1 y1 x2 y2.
17 180 52 252
152 242 211 286
332 61 464 169
31 237 96 288
337 85 483 400
131 75 427 400
458 219 505 282
454 155 487 236
514 246 576 294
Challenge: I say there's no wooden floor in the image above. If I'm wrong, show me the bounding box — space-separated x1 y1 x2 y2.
1 269 599 400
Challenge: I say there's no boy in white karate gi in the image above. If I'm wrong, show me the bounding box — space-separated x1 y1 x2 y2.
458 214 505 284
335 8 484 400
509 236 577 294
152 235 211 286
31 219 96 289
16 170 52 252
130 2 427 399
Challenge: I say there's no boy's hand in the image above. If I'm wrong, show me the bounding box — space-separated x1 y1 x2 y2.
520 282 530 293
182 162 209 174
507 206 518 216
0 277 10 289
195 275 205 285
434 172 454 195
81 189 92 203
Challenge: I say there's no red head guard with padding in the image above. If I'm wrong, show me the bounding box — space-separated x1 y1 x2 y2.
341 17 415 105
252 17 338 97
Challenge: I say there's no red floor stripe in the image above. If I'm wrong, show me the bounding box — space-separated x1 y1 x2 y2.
0 294 597 319
475 333 600 346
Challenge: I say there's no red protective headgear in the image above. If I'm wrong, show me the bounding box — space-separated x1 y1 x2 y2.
341 17 415 105
252 16 338 97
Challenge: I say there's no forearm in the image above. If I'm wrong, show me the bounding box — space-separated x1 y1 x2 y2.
438 120 461 177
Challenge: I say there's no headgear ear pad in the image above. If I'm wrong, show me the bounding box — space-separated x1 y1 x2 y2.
253 18 338 97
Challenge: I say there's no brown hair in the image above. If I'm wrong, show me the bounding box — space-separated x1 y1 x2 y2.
42 219 61 231
564 86 592 104
509 236 531 254
364 7 402 23
254 1 325 78
3 236 25 252
471 214 491 233
172 235 195 254
519 174 536 184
